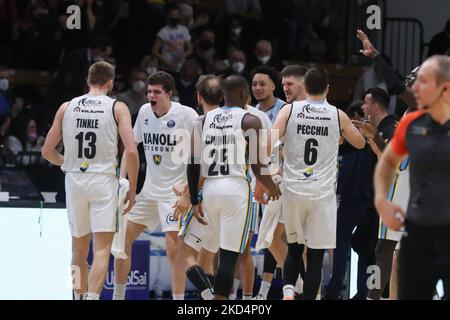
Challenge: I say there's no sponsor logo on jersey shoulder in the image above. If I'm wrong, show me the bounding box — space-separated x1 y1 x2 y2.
298 112 306 119
167 119 176 128
74 106 81 112
153 154 162 165
213 112 233 124
144 118 149 125
302 104 327 114
78 97 102 107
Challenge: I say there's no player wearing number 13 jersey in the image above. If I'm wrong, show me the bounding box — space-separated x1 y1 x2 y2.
269 68 365 300
42 61 139 300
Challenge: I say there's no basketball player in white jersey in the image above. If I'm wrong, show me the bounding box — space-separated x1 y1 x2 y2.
113 71 198 300
265 68 365 300
229 102 272 300
175 75 223 300
42 61 139 300
254 65 308 299
187 75 281 299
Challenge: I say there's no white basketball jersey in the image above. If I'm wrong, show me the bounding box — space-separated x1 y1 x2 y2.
62 94 118 175
246 105 271 190
201 107 249 180
283 99 341 199
134 101 198 201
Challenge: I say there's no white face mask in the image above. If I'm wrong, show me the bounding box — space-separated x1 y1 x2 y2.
180 79 193 87
257 55 271 65
132 80 146 93
231 62 245 74
146 67 157 76
0 78 9 91
232 27 242 36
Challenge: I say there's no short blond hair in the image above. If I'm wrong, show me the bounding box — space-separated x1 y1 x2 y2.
87 61 115 86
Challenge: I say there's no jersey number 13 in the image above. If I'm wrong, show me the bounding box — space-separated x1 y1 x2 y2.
75 131 97 159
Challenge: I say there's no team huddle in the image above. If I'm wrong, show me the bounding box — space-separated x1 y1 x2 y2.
42 44 450 300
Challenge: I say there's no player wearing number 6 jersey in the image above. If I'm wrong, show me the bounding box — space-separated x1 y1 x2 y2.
266 68 365 300
42 61 139 300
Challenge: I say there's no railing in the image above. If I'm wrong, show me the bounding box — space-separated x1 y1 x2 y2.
382 18 424 76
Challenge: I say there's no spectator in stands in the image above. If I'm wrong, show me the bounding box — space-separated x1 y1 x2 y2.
311 0 339 62
139 55 160 77
3 116 44 165
0 67 13 117
117 68 148 118
247 39 284 71
222 48 251 81
192 28 217 74
174 59 200 109
152 5 193 73
284 0 314 60
0 113 14 164
57 0 97 52
216 15 253 59
224 0 262 18
427 19 450 57
47 35 114 110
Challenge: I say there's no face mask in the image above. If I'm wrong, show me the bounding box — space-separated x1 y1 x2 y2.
132 80 146 93
180 79 192 87
146 67 157 76
257 55 271 65
231 62 245 74
231 27 242 36
27 131 37 142
0 78 9 91
198 40 214 50
169 18 180 26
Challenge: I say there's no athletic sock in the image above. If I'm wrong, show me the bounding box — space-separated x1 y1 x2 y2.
173 294 184 300
258 281 271 299
113 283 126 300
74 292 87 300
242 293 253 300
200 288 214 300
85 292 100 300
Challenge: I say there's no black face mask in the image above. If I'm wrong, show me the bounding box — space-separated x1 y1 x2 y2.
168 18 180 26
198 40 214 50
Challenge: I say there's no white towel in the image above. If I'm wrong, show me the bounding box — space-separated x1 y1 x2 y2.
255 197 282 250
111 178 130 259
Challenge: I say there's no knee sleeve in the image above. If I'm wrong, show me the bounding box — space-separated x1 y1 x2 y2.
263 249 278 274
214 249 240 297
283 243 305 285
303 248 325 300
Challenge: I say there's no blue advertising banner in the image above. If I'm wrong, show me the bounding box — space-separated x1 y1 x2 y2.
88 240 150 300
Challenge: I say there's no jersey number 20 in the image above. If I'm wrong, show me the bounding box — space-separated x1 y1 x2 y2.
76 131 97 159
